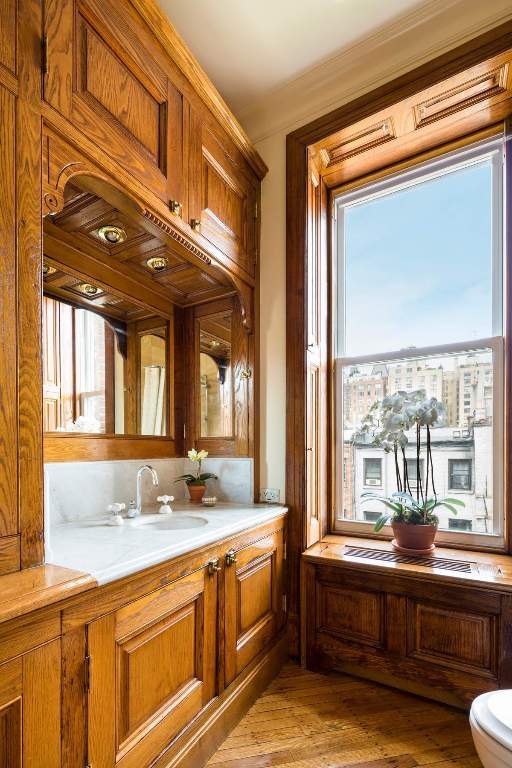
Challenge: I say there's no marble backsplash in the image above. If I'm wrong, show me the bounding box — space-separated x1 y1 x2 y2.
44 457 254 527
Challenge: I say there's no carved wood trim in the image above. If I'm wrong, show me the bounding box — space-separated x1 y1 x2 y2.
141 208 211 266
319 118 396 168
414 63 509 129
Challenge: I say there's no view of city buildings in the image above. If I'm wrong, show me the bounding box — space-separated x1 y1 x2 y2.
340 351 495 534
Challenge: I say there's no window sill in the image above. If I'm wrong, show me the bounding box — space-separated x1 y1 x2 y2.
304 534 512 591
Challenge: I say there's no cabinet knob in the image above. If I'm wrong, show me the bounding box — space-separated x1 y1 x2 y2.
169 200 182 216
190 218 201 232
225 549 238 567
207 558 221 576
241 368 252 380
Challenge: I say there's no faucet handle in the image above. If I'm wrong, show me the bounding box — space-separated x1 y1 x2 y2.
157 495 174 504
106 502 125 526
107 502 125 513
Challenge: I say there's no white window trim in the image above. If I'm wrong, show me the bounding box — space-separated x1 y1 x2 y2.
332 136 506 548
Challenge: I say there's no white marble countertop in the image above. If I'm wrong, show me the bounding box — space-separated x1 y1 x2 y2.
46 502 287 585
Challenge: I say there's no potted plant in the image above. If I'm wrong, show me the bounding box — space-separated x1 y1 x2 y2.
355 390 465 553
175 449 218 503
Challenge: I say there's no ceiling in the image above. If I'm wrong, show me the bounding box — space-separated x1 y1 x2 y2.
158 0 428 115
43 183 233 318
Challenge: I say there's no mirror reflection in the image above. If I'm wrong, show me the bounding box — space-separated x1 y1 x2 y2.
42 270 169 436
200 312 233 437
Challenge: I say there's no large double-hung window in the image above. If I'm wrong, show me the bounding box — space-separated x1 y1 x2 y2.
334 135 505 547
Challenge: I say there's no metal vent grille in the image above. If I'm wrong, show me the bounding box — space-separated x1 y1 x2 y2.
343 545 475 573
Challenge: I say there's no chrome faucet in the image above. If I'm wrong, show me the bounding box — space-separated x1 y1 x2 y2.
130 465 159 517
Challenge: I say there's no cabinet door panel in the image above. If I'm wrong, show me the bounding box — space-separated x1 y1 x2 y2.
88 567 217 768
316 582 384 648
189 114 257 280
0 641 61 768
43 0 182 202
225 530 284 685
407 599 498 676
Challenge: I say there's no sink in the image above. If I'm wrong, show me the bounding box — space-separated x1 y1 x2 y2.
137 515 208 531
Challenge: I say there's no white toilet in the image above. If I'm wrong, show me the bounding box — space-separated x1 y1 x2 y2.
470 690 512 767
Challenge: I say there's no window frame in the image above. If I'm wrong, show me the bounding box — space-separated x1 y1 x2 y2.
332 137 506 549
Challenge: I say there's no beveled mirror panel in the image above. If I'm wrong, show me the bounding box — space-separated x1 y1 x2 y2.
199 311 233 438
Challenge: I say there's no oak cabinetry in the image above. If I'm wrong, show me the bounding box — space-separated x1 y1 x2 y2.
224 529 285 686
0 639 62 767
189 112 259 281
43 0 182 202
302 544 512 708
87 567 218 768
57 515 286 768
1 0 266 570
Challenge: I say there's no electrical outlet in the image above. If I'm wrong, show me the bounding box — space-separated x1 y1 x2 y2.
259 488 280 504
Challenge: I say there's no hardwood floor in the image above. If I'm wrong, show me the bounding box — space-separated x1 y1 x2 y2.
207 662 482 767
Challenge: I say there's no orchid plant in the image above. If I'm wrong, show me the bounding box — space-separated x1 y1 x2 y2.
175 449 218 487
354 390 464 532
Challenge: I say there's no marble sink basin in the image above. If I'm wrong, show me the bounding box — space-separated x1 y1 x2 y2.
131 514 209 531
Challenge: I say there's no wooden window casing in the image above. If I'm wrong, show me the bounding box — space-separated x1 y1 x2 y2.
286 22 512 655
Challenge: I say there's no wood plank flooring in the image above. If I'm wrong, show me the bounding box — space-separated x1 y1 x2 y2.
207 662 482 768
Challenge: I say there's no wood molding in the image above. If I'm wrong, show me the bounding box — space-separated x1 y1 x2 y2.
0 565 95 625
0 536 20 576
44 435 177 462
287 23 512 659
127 0 268 180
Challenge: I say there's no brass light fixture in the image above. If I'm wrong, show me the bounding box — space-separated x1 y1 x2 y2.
146 256 169 272
43 262 57 277
96 225 127 245
77 283 100 297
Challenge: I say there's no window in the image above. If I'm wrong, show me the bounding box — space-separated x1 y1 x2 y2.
449 459 472 491
405 459 424 490
363 510 381 522
334 136 505 546
363 458 382 487
449 519 473 532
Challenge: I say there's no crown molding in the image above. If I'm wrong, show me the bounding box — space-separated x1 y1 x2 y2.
240 0 512 144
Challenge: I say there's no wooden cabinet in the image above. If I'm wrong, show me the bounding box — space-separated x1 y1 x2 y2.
189 111 259 281
224 529 285 686
86 566 217 768
43 0 184 204
0 639 62 767
302 546 512 708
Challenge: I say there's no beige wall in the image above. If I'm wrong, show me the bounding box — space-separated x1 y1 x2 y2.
256 133 287 501
248 0 512 505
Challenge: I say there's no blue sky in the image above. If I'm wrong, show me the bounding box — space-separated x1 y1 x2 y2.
342 161 494 357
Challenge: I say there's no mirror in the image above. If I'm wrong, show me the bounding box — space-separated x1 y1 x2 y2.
42 270 169 436
199 311 233 437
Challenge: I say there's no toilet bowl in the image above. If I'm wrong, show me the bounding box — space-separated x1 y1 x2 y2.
470 690 512 767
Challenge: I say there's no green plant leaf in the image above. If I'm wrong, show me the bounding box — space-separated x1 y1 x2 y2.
373 513 391 533
198 473 218 482
174 474 196 483
436 502 459 515
442 498 466 507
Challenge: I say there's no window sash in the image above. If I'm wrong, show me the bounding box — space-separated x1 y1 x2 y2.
333 336 505 548
334 136 503 360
